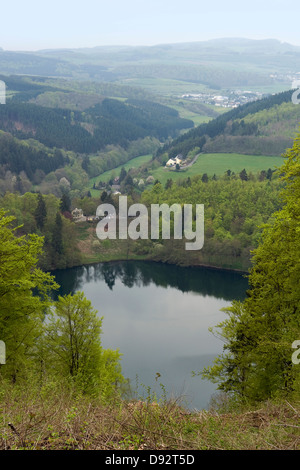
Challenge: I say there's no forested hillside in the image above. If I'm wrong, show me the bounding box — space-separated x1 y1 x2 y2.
158 89 300 159
0 132 67 182
0 75 194 194
0 99 192 154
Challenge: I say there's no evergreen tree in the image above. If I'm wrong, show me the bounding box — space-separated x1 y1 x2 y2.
119 167 127 183
100 190 108 202
266 168 273 180
165 179 173 190
59 193 71 213
14 175 23 194
81 156 90 172
239 168 248 181
34 193 47 230
52 212 63 255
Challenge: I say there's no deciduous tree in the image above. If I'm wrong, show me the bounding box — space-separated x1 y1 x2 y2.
0 210 57 381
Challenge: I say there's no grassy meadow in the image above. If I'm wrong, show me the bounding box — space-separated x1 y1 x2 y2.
150 153 285 186
87 152 285 196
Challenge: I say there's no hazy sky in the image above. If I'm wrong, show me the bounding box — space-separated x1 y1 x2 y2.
1 0 300 51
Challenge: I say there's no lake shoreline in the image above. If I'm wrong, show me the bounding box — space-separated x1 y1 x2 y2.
51 256 250 411
50 253 250 275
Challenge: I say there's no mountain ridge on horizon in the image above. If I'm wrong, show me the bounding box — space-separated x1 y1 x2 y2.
1 37 300 53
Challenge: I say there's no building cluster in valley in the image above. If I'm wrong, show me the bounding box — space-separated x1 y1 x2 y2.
180 90 268 108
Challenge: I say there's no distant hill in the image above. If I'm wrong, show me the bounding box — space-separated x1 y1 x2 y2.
157 89 300 159
1 38 300 90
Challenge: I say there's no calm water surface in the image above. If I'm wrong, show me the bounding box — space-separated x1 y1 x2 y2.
53 261 248 410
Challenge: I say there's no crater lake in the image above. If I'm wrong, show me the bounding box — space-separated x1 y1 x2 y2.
52 261 249 410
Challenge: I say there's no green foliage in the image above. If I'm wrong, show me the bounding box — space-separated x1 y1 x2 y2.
0 209 124 402
52 212 63 255
0 192 81 270
0 99 191 158
202 133 300 403
159 89 298 159
140 172 283 270
0 131 66 183
0 209 58 381
43 292 124 400
150 153 283 186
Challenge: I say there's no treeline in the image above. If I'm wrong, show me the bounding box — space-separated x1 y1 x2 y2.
202 135 293 156
0 50 68 76
114 63 272 89
0 73 59 102
86 98 194 141
0 132 67 181
83 137 159 178
237 101 300 140
158 89 296 159
201 101 300 155
0 103 95 153
139 171 284 270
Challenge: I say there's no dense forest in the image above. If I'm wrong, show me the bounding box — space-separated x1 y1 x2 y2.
0 132 67 182
0 99 192 154
138 170 283 270
0 75 195 194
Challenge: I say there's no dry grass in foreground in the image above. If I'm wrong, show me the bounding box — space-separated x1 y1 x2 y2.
0 385 299 450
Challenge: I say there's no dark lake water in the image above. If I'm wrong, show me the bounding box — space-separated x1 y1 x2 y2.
53 261 249 410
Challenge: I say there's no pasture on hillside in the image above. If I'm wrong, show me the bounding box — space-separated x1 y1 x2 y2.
150 153 285 185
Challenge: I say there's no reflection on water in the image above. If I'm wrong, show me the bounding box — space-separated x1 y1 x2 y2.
54 261 248 300
53 261 249 410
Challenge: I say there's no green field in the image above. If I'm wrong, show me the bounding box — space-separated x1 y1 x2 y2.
87 154 153 194
150 153 285 185
116 77 210 96
88 153 285 194
169 104 214 126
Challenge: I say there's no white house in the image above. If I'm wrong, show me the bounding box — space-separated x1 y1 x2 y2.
166 156 182 167
166 158 175 167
